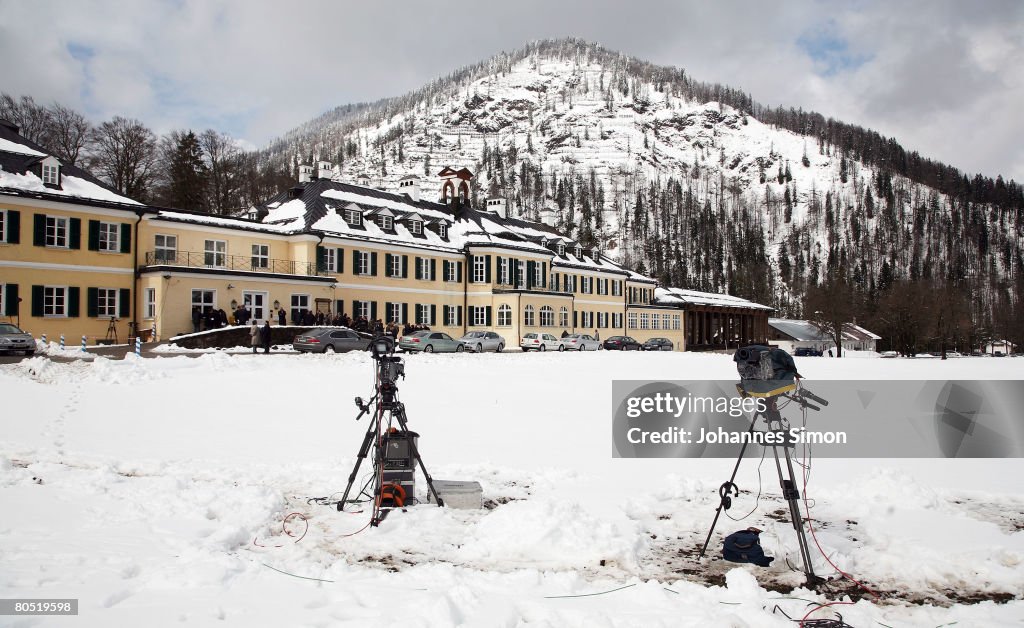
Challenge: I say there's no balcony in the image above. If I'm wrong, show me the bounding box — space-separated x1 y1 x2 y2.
143 251 327 277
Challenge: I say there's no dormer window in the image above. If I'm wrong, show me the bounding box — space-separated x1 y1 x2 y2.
575 245 583 258
345 209 362 226
41 157 61 186
557 243 566 256
410 220 423 235
438 223 448 239
380 215 393 231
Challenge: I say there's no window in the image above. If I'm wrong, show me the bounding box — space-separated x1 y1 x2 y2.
291 294 310 322
628 312 638 329
345 209 362 226
155 234 177 262
533 263 543 288
559 307 569 327
444 305 462 326
388 302 404 324
191 289 215 313
0 209 5 243
42 163 59 185
252 244 269 269
324 248 337 272
498 304 512 326
540 306 554 326
581 311 593 328
575 245 582 258
355 300 371 319
673 315 681 330
417 257 433 281
44 286 67 317
416 304 434 326
612 280 621 297
444 260 459 282
472 255 486 283
438 223 448 239
662 314 672 330
582 277 592 294
388 254 402 278
410 220 422 235
204 240 226 267
380 215 393 231
524 305 535 326
499 257 511 285
473 306 487 326
516 260 526 289
144 288 156 319
46 216 68 248
597 312 607 328
557 243 566 256
640 312 650 330
357 251 371 275
613 313 623 328
98 222 119 252
96 288 118 318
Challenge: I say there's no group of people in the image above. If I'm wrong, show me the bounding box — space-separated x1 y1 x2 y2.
249 319 273 354
191 306 232 333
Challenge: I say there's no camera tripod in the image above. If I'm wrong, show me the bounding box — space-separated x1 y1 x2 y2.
698 384 829 583
338 341 444 526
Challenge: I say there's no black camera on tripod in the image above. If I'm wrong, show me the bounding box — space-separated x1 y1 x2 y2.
733 344 801 398
368 337 405 407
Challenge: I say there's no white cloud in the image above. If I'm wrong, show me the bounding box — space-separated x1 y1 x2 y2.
0 0 1019 180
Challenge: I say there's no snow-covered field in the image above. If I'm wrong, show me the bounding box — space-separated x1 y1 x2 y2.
1 351 1022 627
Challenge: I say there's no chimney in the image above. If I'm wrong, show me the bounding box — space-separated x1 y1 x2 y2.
298 164 313 183
538 207 558 227
317 160 333 180
486 197 509 219
399 176 421 202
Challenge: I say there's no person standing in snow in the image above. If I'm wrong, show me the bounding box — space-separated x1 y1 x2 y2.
277 307 286 326
594 329 600 341
261 320 272 354
250 320 260 354
192 306 202 333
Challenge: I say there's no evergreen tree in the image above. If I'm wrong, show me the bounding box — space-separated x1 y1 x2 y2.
166 130 207 210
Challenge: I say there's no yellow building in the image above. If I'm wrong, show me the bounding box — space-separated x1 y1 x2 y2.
2 118 772 350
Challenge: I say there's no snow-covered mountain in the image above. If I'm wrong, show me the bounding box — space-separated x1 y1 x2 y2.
257 39 1023 319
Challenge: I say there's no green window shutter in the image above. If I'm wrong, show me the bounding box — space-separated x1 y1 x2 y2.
88 220 100 251
414 304 421 324
573 310 578 328
512 260 518 287
33 214 45 246
526 262 534 289
119 289 131 318
430 304 436 325
370 301 377 321
120 223 132 254
485 255 491 283
541 262 547 288
402 303 408 324
352 250 359 273
316 246 326 272
352 300 359 317
4 284 18 316
384 253 392 277
87 287 98 318
457 305 462 326
69 218 81 249
370 252 378 276
31 285 44 316
335 299 344 314
430 259 436 281
402 255 409 278
337 248 344 273
456 261 462 282
415 257 422 280
385 302 394 322
467 306 474 325
7 210 19 244
442 260 449 280
67 286 80 317
485 306 492 326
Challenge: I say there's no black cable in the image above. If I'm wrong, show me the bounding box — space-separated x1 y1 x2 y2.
725 444 767 521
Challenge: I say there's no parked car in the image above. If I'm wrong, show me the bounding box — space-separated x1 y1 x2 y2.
603 336 641 351
880 351 899 358
0 323 35 355
399 330 464 353
993 351 1005 357
794 347 823 357
642 337 674 351
563 333 602 351
520 333 564 352
293 327 373 353
459 331 505 353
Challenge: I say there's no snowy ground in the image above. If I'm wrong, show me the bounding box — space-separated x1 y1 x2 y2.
1 351 1022 627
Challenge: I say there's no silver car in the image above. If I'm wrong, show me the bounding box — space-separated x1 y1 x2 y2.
459 331 505 353
293 327 373 353
520 332 565 352
563 334 602 351
0 323 35 355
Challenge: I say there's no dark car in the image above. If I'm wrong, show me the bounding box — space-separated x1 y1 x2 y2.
603 336 641 351
0 323 35 355
794 347 823 357
294 327 373 353
642 337 674 351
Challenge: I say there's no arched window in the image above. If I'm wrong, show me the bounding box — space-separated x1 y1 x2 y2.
540 306 554 326
559 306 569 327
498 304 512 326
524 305 535 327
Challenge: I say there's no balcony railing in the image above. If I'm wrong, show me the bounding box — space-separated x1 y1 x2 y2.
143 251 327 277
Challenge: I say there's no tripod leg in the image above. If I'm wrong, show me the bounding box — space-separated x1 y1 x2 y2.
698 411 760 559
337 415 381 511
393 405 445 507
770 444 817 581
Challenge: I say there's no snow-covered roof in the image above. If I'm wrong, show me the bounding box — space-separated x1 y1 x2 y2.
768 318 879 342
656 287 772 310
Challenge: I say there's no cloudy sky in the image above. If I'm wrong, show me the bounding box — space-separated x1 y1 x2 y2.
1 0 1021 180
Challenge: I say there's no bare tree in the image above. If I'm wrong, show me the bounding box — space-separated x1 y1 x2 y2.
0 93 52 144
200 129 242 215
46 104 90 166
805 271 853 357
88 117 159 201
